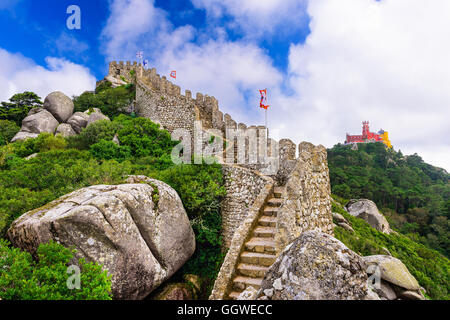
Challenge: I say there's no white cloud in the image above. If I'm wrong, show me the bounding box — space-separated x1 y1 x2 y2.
0 48 97 102
271 0 450 171
101 0 172 61
191 0 308 38
101 0 282 121
101 0 450 171
52 32 89 57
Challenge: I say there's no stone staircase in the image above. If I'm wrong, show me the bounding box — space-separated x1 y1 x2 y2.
227 186 284 300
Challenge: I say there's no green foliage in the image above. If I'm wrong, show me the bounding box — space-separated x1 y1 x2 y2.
89 140 131 161
0 113 225 299
114 115 177 158
0 120 20 145
0 92 43 125
73 84 135 119
68 115 177 161
328 143 450 257
67 119 121 150
95 80 112 94
0 148 132 235
332 200 449 300
0 239 111 300
148 163 226 297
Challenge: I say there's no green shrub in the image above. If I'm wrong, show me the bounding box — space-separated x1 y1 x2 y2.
0 148 133 235
0 240 112 300
114 115 177 158
66 120 120 150
89 139 132 161
34 133 67 152
0 120 20 145
95 80 112 94
0 92 43 125
73 84 135 119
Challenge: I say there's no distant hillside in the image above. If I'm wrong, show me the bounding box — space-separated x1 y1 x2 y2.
327 143 450 257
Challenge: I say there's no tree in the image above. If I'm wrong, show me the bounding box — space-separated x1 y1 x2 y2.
0 120 20 145
0 92 43 125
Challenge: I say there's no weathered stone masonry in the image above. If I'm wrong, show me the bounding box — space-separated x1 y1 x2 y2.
221 165 271 247
107 62 334 254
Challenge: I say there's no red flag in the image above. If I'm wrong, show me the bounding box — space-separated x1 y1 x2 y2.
170 71 176 79
259 89 269 109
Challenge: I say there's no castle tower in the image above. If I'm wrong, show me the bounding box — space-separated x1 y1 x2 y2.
362 121 370 139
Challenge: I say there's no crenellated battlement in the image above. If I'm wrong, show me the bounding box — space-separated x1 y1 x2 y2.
106 61 333 273
107 61 323 179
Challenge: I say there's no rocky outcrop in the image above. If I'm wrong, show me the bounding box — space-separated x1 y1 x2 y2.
9 92 110 143
364 255 424 300
44 91 74 122
21 109 59 134
105 75 128 88
55 123 76 137
332 212 354 233
345 199 392 234
11 131 39 142
7 175 195 300
258 231 369 300
87 109 110 126
67 112 89 134
372 280 397 300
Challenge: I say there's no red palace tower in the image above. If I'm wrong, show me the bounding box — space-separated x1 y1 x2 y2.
345 121 392 148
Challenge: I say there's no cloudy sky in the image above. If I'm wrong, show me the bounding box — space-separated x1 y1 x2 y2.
0 0 449 171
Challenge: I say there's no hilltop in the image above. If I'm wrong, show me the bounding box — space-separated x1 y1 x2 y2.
328 142 449 257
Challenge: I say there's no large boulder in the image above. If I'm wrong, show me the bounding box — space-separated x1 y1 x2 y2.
363 255 420 291
345 199 392 234
105 75 128 88
20 109 59 134
67 112 89 134
258 231 370 300
43 91 74 122
85 108 110 126
55 123 76 137
11 131 39 142
7 175 196 300
373 280 397 300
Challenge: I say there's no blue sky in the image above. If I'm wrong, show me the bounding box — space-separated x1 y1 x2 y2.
0 0 449 171
0 0 309 79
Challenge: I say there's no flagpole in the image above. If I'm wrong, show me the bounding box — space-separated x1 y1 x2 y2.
265 108 268 138
265 88 269 138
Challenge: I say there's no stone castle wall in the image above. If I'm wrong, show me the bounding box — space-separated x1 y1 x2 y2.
221 164 273 247
275 142 334 253
107 61 334 252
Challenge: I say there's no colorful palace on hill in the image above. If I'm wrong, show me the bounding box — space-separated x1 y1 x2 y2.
345 121 392 148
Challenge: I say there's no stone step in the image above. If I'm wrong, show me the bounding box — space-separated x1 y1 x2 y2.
229 291 242 300
233 276 264 291
273 187 284 199
253 226 276 238
267 198 283 207
237 263 270 278
258 215 277 227
240 251 277 267
245 237 276 253
263 206 279 217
